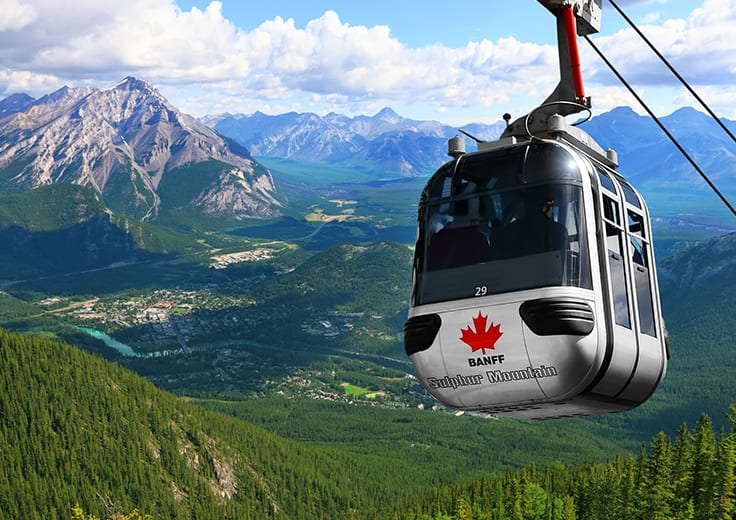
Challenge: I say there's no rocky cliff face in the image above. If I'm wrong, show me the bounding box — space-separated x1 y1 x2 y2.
0 77 281 221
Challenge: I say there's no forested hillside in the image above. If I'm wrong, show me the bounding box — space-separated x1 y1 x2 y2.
251 241 413 347
391 410 736 519
1 324 640 519
4 324 736 519
652 231 736 434
0 327 423 518
0 184 201 279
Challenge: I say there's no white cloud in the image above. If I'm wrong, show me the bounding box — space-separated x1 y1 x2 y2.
0 0 37 31
640 12 662 24
583 0 736 116
0 0 734 120
0 0 559 117
0 0 251 84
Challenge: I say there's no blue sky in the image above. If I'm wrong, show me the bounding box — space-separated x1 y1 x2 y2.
176 0 696 47
1 0 734 125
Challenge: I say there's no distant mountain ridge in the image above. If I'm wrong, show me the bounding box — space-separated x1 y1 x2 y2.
206 104 736 189
207 104 736 229
658 231 736 297
0 77 282 222
583 106 736 192
202 108 505 176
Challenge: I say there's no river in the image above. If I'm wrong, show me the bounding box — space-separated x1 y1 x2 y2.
77 327 139 357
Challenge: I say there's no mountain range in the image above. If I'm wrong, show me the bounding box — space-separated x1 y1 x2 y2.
202 108 504 177
3 77 736 230
584 106 736 194
0 77 281 222
206 104 736 230
1 76 735 287
203 103 736 192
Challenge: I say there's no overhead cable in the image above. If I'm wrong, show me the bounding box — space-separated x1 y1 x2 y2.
608 0 736 147
584 34 736 217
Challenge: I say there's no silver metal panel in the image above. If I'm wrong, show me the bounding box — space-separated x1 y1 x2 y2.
589 325 637 397
523 297 601 400
616 334 667 402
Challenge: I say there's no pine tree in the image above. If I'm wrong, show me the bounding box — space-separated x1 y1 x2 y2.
692 413 716 520
672 422 695 518
550 495 576 520
455 493 472 520
629 445 650 520
713 432 735 520
645 432 675 520
521 483 547 520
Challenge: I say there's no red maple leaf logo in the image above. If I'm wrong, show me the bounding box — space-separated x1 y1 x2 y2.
460 311 503 354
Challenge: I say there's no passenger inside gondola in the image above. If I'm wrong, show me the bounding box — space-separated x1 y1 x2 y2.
427 199 491 270
490 187 568 261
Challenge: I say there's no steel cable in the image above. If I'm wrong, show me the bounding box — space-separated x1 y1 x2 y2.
584 34 736 217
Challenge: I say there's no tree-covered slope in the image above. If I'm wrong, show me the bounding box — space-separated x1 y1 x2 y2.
0 327 423 519
0 184 202 279
0 325 642 519
254 241 412 315
391 410 736 520
244 241 414 353
651 231 736 433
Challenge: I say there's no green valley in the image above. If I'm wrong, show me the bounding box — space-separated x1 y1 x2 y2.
2 152 736 519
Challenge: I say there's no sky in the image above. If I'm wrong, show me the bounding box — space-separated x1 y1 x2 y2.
1 0 735 125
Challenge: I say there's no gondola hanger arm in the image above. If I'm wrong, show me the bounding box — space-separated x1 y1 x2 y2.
502 0 601 139
536 0 601 107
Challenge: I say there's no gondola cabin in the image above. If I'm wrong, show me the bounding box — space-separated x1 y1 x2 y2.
404 118 668 419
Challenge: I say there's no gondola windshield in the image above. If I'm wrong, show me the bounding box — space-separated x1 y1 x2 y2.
414 142 592 306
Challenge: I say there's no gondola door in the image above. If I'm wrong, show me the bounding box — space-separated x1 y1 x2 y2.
617 180 667 403
589 168 667 403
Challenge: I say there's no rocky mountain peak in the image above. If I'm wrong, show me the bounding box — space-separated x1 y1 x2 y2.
0 78 282 222
113 76 156 92
373 107 401 123
0 93 35 117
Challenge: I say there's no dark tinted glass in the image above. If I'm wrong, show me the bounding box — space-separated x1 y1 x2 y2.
414 143 591 306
